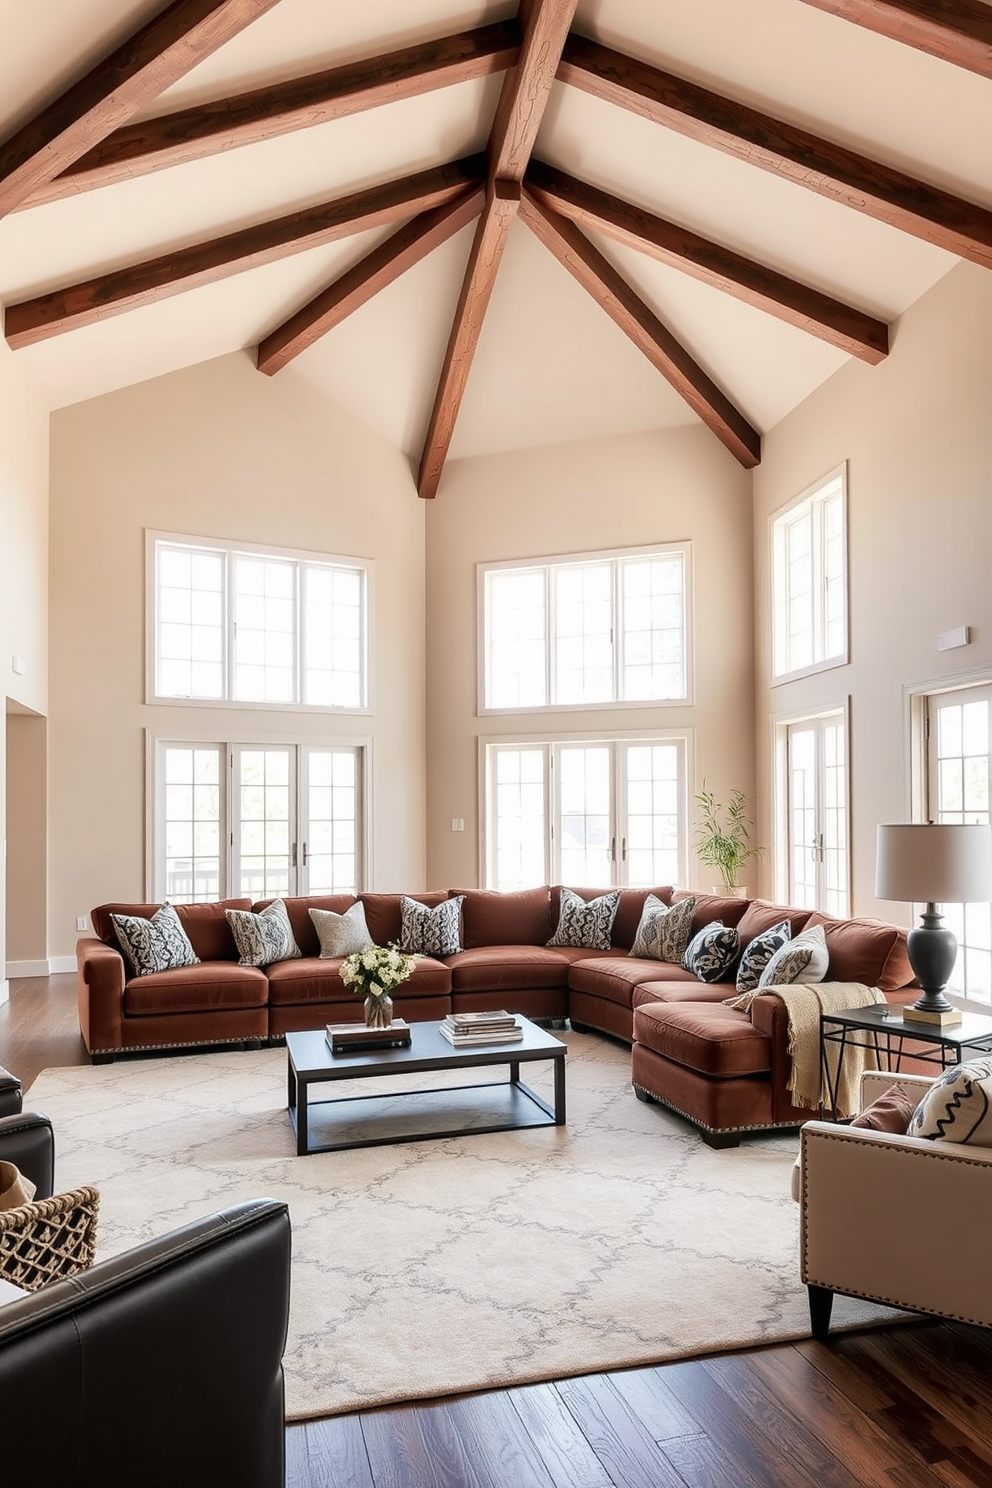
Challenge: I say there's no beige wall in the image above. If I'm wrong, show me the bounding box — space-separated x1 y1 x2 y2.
0 339 49 988
425 425 757 891
752 261 992 919
48 352 428 958
5 712 48 965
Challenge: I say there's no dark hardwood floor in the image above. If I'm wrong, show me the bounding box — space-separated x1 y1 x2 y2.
4 974 992 1488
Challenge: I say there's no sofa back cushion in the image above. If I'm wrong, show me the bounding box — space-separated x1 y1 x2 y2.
359 892 449 947
550 886 673 951
454 887 551 949
805 911 915 992
91 900 251 963
735 899 813 947
672 890 750 935
253 895 356 959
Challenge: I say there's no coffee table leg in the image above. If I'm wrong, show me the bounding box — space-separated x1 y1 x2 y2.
509 1060 520 1085
296 1075 309 1157
554 1054 566 1125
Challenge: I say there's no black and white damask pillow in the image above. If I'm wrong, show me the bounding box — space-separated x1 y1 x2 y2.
547 887 620 951
734 920 792 995
400 895 463 956
682 921 740 982
111 903 200 978
629 894 696 963
757 923 829 989
225 898 302 968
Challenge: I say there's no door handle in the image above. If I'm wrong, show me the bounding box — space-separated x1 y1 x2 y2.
302 841 309 867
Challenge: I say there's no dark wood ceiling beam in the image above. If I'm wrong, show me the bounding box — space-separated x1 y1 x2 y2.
797 0 992 81
558 32 992 269
525 161 890 363
417 181 520 499
488 0 579 180
520 190 761 467
0 0 283 218
4 155 486 349
256 185 485 375
25 21 520 210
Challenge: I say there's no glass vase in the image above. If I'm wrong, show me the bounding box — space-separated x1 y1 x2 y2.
364 992 393 1029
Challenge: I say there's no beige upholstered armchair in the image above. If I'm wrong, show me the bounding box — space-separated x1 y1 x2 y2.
797 1070 992 1338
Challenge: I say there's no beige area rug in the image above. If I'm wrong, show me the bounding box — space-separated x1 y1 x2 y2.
28 1032 894 1420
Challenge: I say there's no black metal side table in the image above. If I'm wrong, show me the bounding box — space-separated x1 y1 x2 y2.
819 1003 992 1120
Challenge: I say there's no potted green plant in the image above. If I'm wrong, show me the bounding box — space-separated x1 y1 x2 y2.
693 783 765 896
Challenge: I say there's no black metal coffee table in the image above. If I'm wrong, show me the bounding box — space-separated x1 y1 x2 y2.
819 1003 992 1119
286 1017 567 1155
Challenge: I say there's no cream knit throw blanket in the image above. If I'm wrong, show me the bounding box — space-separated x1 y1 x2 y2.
728 981 886 1117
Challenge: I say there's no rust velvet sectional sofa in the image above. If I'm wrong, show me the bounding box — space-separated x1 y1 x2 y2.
76 885 917 1146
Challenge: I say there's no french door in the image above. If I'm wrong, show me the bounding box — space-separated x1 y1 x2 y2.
156 740 364 901
926 686 992 1002
785 713 848 915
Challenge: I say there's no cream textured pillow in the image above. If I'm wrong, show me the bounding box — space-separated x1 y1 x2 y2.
309 903 374 959
908 1059 992 1145
629 895 696 963
757 923 829 989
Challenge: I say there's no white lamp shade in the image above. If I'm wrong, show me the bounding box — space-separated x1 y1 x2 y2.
875 823 992 904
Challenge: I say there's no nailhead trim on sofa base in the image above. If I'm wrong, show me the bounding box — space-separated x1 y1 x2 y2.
633 1082 805 1141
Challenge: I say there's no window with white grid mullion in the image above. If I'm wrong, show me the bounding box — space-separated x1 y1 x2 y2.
772 470 847 682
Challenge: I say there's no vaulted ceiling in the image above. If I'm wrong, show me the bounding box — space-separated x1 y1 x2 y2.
2 0 991 494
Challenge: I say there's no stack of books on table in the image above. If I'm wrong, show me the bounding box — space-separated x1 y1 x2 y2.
440 1010 523 1047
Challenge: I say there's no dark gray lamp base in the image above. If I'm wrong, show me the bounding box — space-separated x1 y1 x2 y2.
904 906 963 1026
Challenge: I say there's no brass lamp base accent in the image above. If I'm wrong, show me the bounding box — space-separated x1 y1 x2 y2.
900 1003 963 1027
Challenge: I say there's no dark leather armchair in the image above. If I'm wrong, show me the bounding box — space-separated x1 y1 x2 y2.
0 1062 54 1197
0 1196 291 1487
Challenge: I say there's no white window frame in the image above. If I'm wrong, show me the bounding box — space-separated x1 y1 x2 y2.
145 731 373 900
478 542 693 715
480 728 693 890
772 707 851 916
145 530 373 714
771 466 849 684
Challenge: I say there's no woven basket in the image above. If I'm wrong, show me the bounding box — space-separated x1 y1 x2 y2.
0 1185 99 1292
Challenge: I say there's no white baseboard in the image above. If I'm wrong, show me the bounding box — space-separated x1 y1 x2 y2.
0 979 8 1005
5 956 77 978
49 956 77 975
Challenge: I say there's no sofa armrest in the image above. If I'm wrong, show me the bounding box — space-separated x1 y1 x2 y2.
800 1121 992 1325
0 1066 21 1118
76 936 126 1054
0 1112 55 1199
0 1197 290 1488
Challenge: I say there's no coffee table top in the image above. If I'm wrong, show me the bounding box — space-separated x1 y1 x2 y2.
287 1015 566 1079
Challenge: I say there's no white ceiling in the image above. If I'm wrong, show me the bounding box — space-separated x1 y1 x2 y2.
2 0 990 467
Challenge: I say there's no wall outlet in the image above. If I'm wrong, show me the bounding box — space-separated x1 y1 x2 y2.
76 915 88 932
451 818 464 832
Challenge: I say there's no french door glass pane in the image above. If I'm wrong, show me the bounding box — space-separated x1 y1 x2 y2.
932 690 992 1002
157 546 224 699
233 557 296 704
788 726 818 910
558 746 611 883
487 570 547 708
305 748 359 893
554 564 613 704
621 556 685 701
624 744 680 887
822 720 848 916
492 748 546 890
163 745 221 901
304 565 364 708
236 748 293 897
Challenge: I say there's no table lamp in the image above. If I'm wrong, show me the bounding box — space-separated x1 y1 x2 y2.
875 823 992 1025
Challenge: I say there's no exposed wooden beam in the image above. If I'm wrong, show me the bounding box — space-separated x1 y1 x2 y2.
558 32 992 269
520 190 761 468
25 22 520 210
256 186 485 375
0 0 283 218
417 181 520 499
4 155 486 349
525 161 890 363
488 0 579 180
797 0 992 81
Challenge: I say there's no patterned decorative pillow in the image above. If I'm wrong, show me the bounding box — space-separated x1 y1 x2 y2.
757 923 829 989
629 894 696 963
548 887 621 951
225 898 302 968
735 919 791 994
309 902 374 959
111 903 200 978
908 1059 992 1145
400 895 463 956
682 921 740 982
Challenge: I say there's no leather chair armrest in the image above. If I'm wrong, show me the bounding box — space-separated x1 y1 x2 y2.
0 1066 21 1117
0 1112 55 1199
77 936 126 1054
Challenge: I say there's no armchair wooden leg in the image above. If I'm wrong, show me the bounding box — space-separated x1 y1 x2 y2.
808 1284 834 1340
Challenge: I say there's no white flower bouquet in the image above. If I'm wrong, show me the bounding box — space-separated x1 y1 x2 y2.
339 941 416 1001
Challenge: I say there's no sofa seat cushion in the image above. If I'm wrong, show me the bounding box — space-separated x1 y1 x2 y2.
444 945 575 993
567 955 688 1006
633 1002 772 1079
123 961 268 1016
633 980 735 1007
266 954 451 1006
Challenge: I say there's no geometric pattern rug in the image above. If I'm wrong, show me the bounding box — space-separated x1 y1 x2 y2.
28 1031 898 1420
